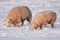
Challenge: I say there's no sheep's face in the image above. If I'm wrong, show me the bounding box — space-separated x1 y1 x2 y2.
6 19 13 27
32 22 38 30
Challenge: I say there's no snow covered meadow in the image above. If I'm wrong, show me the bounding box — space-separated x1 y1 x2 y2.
0 0 60 40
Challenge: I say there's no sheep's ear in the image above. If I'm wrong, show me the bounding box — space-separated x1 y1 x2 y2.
10 18 12 21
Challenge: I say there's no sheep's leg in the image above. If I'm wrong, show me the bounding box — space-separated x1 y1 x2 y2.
15 23 18 27
21 20 24 26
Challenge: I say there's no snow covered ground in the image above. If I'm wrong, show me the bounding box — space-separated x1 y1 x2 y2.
0 0 60 40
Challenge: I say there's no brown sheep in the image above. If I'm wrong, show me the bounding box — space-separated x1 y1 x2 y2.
6 6 32 27
32 11 57 30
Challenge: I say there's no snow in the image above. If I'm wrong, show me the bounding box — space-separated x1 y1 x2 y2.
0 0 60 40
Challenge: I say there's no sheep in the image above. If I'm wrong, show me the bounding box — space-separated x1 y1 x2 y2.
6 6 32 27
32 11 57 30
